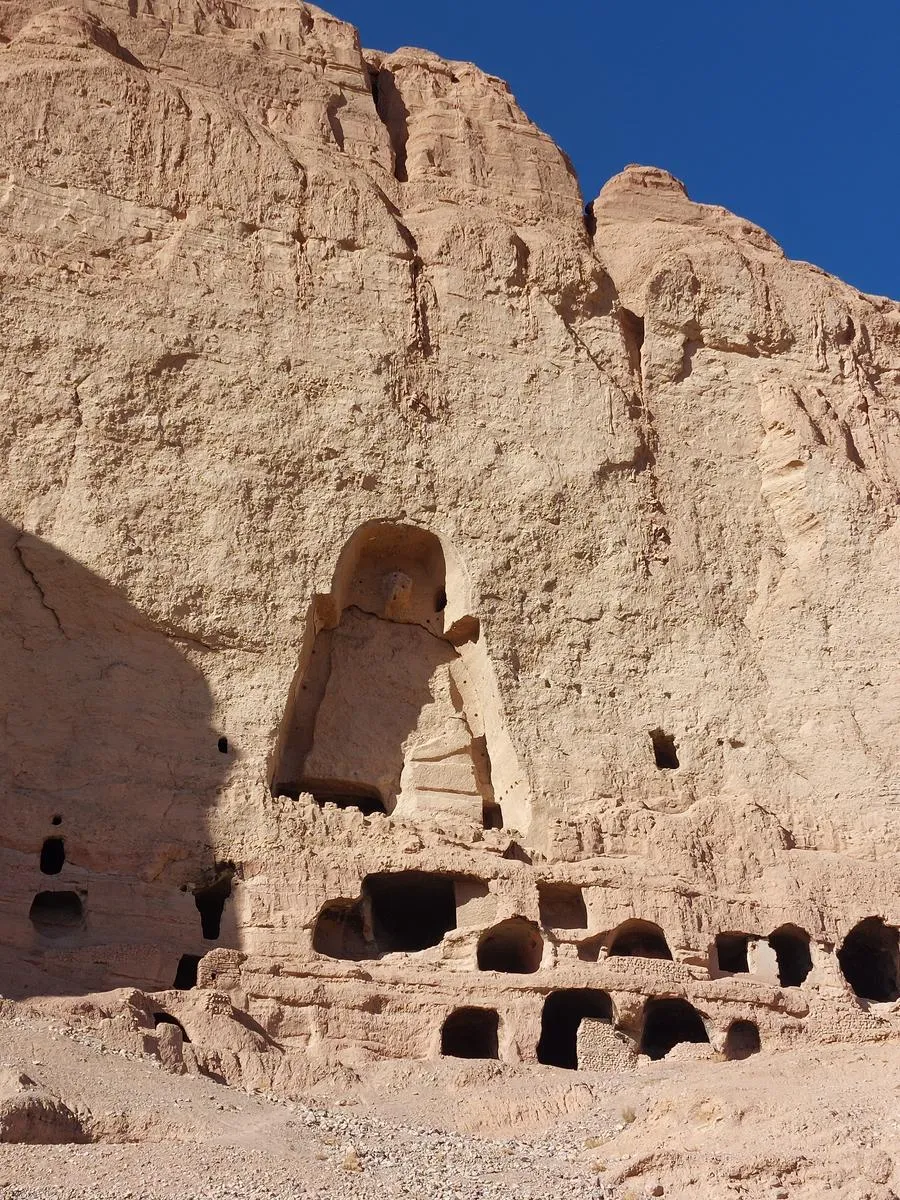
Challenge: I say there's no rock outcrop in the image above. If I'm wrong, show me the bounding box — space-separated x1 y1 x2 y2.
1 0 899 1086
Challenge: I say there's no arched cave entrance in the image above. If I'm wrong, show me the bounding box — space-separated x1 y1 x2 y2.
477 918 543 974
39 837 65 875
723 1019 761 1060
153 1013 191 1042
536 989 613 1069
268 522 506 829
440 1008 500 1059
608 920 673 961
769 924 813 987
29 891 84 937
837 917 900 1002
173 954 201 989
639 997 709 1060
312 898 371 960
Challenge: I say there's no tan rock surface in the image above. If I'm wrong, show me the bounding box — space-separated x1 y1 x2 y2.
0 0 899 1194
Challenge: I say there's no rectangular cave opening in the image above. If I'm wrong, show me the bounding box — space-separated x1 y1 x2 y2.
365 871 457 953
716 932 750 973
538 882 588 930
173 954 201 989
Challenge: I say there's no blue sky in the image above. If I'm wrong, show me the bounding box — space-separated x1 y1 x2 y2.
331 0 898 299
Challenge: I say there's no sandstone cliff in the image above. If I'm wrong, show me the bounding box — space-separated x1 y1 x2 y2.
1 0 899 1096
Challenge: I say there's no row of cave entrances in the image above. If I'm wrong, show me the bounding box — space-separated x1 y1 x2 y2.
442 992 760 1068
313 872 900 1004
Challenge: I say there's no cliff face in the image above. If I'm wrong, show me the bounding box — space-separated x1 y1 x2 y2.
1 0 899 1076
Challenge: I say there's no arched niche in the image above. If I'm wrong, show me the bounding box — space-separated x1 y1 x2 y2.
268 520 531 831
608 919 673 961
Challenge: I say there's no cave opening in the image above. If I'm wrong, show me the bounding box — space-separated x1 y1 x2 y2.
536 989 613 1070
476 917 543 974
723 1019 761 1060
194 862 235 941
39 837 66 876
173 954 200 989
609 920 673 961
29 891 83 937
538 882 587 930
366 871 457 953
640 997 709 1060
715 932 750 974
837 917 900 1002
440 1007 500 1059
649 729 679 770
769 925 813 987
312 898 371 960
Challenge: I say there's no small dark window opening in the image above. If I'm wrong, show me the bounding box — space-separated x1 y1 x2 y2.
217 736 229 754
40 837 66 876
435 588 447 612
723 1020 760 1060
650 729 679 770
609 920 673 961
153 1013 191 1042
837 917 900 1002
51 814 62 826
194 862 235 941
716 933 750 974
482 801 504 830
29 891 84 937
537 989 613 1069
640 997 709 1060
441 1007 499 1059
476 917 543 974
366 871 456 952
173 954 200 989
304 781 387 816
538 882 588 930
313 898 372 960
769 925 813 987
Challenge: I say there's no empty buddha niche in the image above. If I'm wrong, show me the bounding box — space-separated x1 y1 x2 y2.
271 522 502 826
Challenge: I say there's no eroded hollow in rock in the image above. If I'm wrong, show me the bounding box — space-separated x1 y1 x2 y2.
29 891 83 937
769 924 813 987
440 1007 499 1059
312 898 371 960
640 997 709 1060
608 919 673 961
153 1013 191 1042
39 837 65 876
270 521 503 827
536 989 613 1069
194 862 235 941
476 917 543 973
837 917 900 1002
367 871 457 953
538 882 587 930
724 1019 761 1060
649 728 679 770
716 932 750 973
173 954 200 989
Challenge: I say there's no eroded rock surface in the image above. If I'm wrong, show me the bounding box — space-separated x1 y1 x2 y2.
1 0 899 1130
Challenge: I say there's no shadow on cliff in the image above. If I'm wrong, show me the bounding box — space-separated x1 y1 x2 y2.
0 519 232 999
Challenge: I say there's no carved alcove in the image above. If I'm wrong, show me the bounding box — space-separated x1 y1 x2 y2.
270 521 530 832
